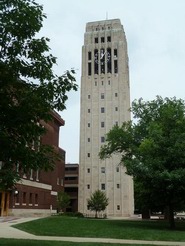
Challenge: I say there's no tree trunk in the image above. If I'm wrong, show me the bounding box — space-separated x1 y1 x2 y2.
95 210 98 218
168 204 175 230
141 208 150 219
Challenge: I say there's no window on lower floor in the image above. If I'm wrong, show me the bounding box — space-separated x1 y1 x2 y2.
117 205 120 210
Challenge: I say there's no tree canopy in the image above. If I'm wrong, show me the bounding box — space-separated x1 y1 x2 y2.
87 190 109 218
0 0 78 189
99 96 185 229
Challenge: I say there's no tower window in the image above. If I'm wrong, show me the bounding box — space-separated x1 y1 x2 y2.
88 138 90 142
101 93 104 99
101 136 105 143
101 167 105 173
88 62 91 76
114 60 118 73
116 167 119 172
87 184 90 189
95 81 97 86
117 184 120 188
101 122 105 128
101 183 105 190
115 107 118 111
117 205 120 210
88 109 90 113
115 92 118 97
87 168 90 173
87 153 90 157
108 80 111 85
88 123 90 127
115 121 118 126
101 107 105 113
114 49 117 58
88 95 90 99
101 37 105 43
107 36 111 42
88 52 92 60
95 37 98 43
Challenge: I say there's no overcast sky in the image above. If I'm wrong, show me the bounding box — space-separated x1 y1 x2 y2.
36 0 185 163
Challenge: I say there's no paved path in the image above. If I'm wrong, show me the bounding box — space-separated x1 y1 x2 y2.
0 217 185 245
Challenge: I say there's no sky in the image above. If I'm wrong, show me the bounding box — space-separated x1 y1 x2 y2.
36 0 185 163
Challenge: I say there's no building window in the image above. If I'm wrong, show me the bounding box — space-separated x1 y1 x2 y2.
101 183 105 190
102 81 104 85
101 136 105 143
23 192 26 204
115 92 118 97
115 121 118 126
88 62 91 76
95 81 97 86
101 107 105 113
101 167 105 173
108 80 111 85
117 205 120 210
87 168 90 173
88 137 90 142
36 170 39 181
115 107 118 111
88 109 90 113
101 93 104 99
114 60 118 73
29 193 33 205
30 169 33 180
88 51 92 60
95 37 98 43
117 184 120 188
35 194 38 205
114 49 117 58
88 123 90 127
116 166 119 172
107 36 111 42
88 95 90 99
101 122 105 128
87 184 90 189
101 37 105 43
87 153 90 157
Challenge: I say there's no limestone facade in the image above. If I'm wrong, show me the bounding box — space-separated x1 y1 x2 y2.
78 19 134 216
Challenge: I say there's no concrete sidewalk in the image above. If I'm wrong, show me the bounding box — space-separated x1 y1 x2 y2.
0 217 185 245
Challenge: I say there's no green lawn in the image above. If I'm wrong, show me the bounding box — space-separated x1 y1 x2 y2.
13 216 185 242
0 239 168 246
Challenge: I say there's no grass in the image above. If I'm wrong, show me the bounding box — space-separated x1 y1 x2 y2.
0 239 169 246
13 216 185 242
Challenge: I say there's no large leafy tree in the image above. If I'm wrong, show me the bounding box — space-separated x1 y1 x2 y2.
99 96 185 229
0 0 77 189
87 190 109 218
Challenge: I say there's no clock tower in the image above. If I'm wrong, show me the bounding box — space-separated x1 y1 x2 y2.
78 19 134 217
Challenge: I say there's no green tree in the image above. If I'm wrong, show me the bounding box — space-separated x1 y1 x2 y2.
99 96 185 229
87 190 109 218
0 0 78 189
57 191 70 212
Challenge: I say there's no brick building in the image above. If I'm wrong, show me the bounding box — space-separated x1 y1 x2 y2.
0 111 65 217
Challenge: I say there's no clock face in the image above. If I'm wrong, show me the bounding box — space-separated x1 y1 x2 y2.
94 50 111 64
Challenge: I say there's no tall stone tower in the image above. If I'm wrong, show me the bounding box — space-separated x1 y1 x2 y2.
78 19 134 217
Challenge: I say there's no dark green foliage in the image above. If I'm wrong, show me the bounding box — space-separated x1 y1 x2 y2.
87 190 109 218
99 96 185 229
0 0 78 189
